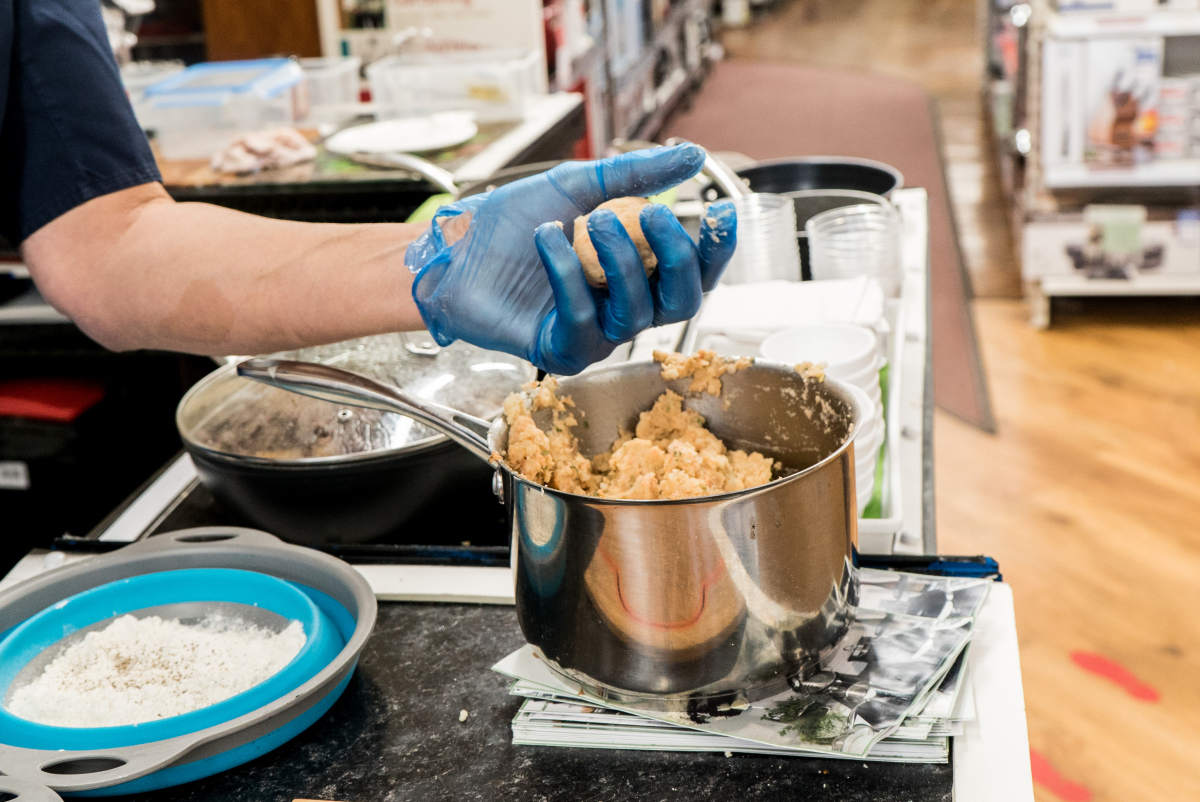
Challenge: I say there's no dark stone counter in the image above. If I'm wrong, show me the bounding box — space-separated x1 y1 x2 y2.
128 604 952 802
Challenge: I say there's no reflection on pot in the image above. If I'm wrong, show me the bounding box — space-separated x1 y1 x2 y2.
582 504 747 662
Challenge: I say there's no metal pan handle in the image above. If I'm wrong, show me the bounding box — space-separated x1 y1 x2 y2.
377 152 459 196
662 138 751 198
237 358 495 463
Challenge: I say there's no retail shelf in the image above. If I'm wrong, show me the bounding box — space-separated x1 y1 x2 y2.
615 0 705 95
1028 271 1200 327
614 47 657 95
1048 9 1200 37
1039 273 1200 296
550 38 605 93
1042 159 1200 188
631 65 699 141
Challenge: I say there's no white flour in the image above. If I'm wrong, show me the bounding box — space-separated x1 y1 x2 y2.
5 613 306 728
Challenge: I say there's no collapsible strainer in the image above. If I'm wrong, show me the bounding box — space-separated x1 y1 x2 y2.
0 568 342 751
0 528 376 797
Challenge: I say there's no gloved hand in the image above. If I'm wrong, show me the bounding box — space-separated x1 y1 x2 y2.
404 143 737 375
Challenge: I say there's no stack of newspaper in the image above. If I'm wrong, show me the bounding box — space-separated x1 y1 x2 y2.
493 569 991 763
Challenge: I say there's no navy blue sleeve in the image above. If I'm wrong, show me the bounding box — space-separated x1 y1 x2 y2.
0 0 161 244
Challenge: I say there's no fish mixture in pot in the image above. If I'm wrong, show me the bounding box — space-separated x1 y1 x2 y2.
500 351 783 500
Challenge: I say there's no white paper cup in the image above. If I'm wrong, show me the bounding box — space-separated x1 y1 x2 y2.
836 355 885 392
760 323 879 378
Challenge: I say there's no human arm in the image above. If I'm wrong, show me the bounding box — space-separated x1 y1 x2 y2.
24 145 736 370
21 182 430 355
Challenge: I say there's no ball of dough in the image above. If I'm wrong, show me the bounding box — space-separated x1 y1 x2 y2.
573 197 659 288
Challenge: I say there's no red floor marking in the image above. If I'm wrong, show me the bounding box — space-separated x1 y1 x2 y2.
1070 651 1161 702
1029 749 1093 802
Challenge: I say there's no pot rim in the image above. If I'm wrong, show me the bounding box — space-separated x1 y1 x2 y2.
491 362 867 507
177 359 533 467
737 155 905 192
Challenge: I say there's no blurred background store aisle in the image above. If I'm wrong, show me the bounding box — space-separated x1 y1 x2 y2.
719 1 1200 800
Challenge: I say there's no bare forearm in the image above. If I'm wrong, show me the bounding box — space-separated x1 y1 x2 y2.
22 183 428 355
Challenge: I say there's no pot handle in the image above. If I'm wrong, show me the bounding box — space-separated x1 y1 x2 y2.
377 152 459 196
663 138 751 198
237 358 495 463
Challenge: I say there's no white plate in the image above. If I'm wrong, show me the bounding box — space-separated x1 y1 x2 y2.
325 112 479 155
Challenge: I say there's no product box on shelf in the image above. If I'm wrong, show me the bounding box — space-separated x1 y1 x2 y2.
1022 207 1200 282
1083 37 1162 165
606 0 647 78
1056 0 1198 12
1041 39 1086 166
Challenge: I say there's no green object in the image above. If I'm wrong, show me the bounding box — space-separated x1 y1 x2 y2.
406 193 456 224
647 186 679 211
763 698 849 745
862 363 888 519
1084 204 1145 257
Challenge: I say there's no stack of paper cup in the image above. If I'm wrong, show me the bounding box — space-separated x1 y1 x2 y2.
759 323 885 514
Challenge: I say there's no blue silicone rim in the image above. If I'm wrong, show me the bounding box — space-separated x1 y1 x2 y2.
0 568 342 751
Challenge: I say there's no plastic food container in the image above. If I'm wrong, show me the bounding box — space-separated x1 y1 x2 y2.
299 56 362 123
141 58 309 159
121 60 186 104
367 48 542 122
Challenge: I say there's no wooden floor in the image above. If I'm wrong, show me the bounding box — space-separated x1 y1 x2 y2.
723 2 1200 800
940 298 1200 801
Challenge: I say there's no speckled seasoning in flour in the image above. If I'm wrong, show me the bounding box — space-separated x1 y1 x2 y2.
5 613 306 728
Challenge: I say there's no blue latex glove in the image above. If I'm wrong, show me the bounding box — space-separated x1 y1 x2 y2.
404 144 738 374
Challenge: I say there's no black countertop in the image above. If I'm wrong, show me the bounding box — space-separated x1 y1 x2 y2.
124 603 953 802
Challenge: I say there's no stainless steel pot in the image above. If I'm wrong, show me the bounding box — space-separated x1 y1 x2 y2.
237 358 864 707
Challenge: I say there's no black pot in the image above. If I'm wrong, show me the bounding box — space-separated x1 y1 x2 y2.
175 337 534 546
725 157 903 199
185 437 497 545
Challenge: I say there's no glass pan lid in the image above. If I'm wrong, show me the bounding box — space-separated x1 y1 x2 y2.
179 333 534 462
